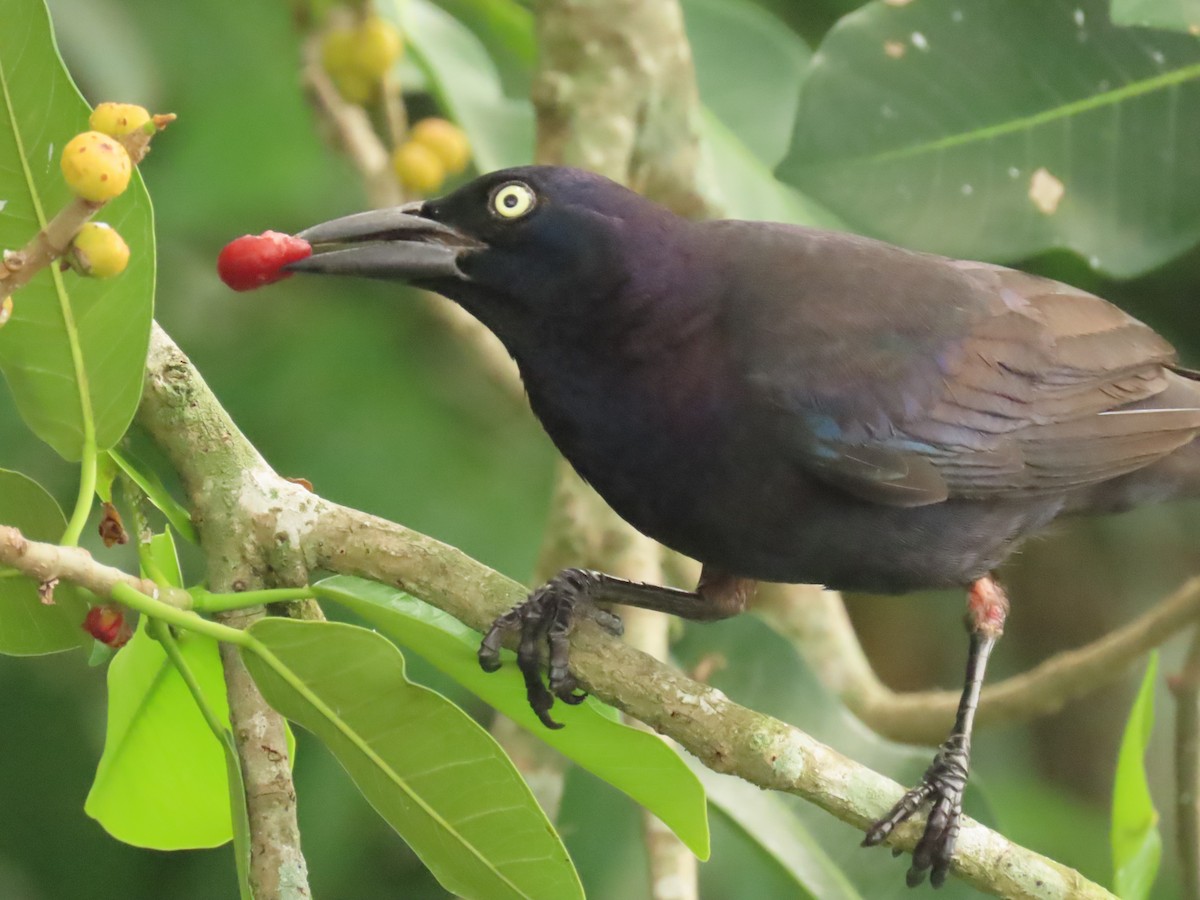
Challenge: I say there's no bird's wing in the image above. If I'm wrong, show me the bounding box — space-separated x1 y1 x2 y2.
724 225 1200 507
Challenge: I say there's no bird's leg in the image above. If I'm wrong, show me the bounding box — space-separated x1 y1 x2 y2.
862 574 1009 888
478 566 755 728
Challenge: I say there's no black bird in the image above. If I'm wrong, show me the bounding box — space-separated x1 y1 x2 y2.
290 166 1200 887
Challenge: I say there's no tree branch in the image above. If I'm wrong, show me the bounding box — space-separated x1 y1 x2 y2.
130 322 1114 899
139 325 310 899
0 524 186 607
756 580 1200 745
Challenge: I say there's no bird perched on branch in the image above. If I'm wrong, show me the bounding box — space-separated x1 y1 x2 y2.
289 166 1200 888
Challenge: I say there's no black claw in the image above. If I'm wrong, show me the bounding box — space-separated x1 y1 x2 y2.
864 737 969 889
476 568 614 728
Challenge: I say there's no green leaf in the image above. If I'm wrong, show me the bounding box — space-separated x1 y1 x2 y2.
244 617 584 900
0 0 154 460
1111 0 1200 33
139 527 182 585
778 0 1200 277
85 622 235 848
108 446 197 544
1111 654 1162 900
683 0 812 168
395 0 535 172
220 723 255 900
701 110 847 229
427 0 536 97
0 468 89 655
313 574 710 859
692 761 863 899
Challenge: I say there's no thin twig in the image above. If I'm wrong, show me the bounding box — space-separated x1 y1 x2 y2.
757 581 1200 745
0 523 187 607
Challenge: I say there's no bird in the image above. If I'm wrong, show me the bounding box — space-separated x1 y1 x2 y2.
287 165 1200 888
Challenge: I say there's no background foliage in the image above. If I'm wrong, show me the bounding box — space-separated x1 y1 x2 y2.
1 0 1199 897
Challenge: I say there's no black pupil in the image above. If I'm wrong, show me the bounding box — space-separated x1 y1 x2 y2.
503 193 519 208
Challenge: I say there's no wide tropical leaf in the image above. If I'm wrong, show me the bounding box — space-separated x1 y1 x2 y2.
313 574 710 859
0 0 154 459
244 618 584 900
1111 0 1200 32
779 0 1200 277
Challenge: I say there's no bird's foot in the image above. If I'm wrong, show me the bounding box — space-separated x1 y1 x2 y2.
863 734 969 888
477 568 623 729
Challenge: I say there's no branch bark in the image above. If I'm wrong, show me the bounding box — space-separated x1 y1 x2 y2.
131 323 1114 899
139 326 310 899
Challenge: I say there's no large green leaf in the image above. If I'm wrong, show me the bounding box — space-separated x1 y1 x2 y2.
1111 0 1200 32
244 617 583 900
428 0 535 97
85 621 233 847
683 0 811 168
313 574 710 860
701 110 846 229
0 0 154 460
1111 654 1162 900
0 468 89 654
779 0 1200 277
395 0 534 173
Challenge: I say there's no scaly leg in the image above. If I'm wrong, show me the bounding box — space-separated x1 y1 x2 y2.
862 575 1009 888
478 566 755 728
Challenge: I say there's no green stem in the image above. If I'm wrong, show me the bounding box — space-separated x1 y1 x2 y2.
111 582 249 646
149 619 228 738
192 587 315 613
61 438 98 547
108 446 199 545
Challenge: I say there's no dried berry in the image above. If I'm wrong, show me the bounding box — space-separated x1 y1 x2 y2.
83 604 132 648
392 140 445 195
89 102 152 138
69 222 130 278
217 231 313 291
410 118 471 176
60 131 132 202
98 502 129 548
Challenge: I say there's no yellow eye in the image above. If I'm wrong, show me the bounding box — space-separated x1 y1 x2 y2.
492 182 536 219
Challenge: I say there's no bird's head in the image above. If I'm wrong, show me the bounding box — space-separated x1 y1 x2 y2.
290 166 681 344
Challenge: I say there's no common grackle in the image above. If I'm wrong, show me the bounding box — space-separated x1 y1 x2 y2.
289 166 1200 888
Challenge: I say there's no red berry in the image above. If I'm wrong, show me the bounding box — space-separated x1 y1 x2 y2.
83 604 133 648
217 231 312 291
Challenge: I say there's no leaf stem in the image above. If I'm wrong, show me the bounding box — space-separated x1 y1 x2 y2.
61 438 98 546
108 447 199 544
192 587 316 613
110 582 248 646
149 619 227 738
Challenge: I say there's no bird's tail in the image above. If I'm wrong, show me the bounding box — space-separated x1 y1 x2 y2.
1065 365 1200 515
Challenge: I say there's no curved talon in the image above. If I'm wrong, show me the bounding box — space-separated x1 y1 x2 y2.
477 568 614 728
864 739 969 888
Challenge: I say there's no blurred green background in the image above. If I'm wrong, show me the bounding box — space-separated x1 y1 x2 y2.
2 0 1198 897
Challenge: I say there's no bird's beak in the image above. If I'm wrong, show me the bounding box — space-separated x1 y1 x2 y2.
287 201 477 282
